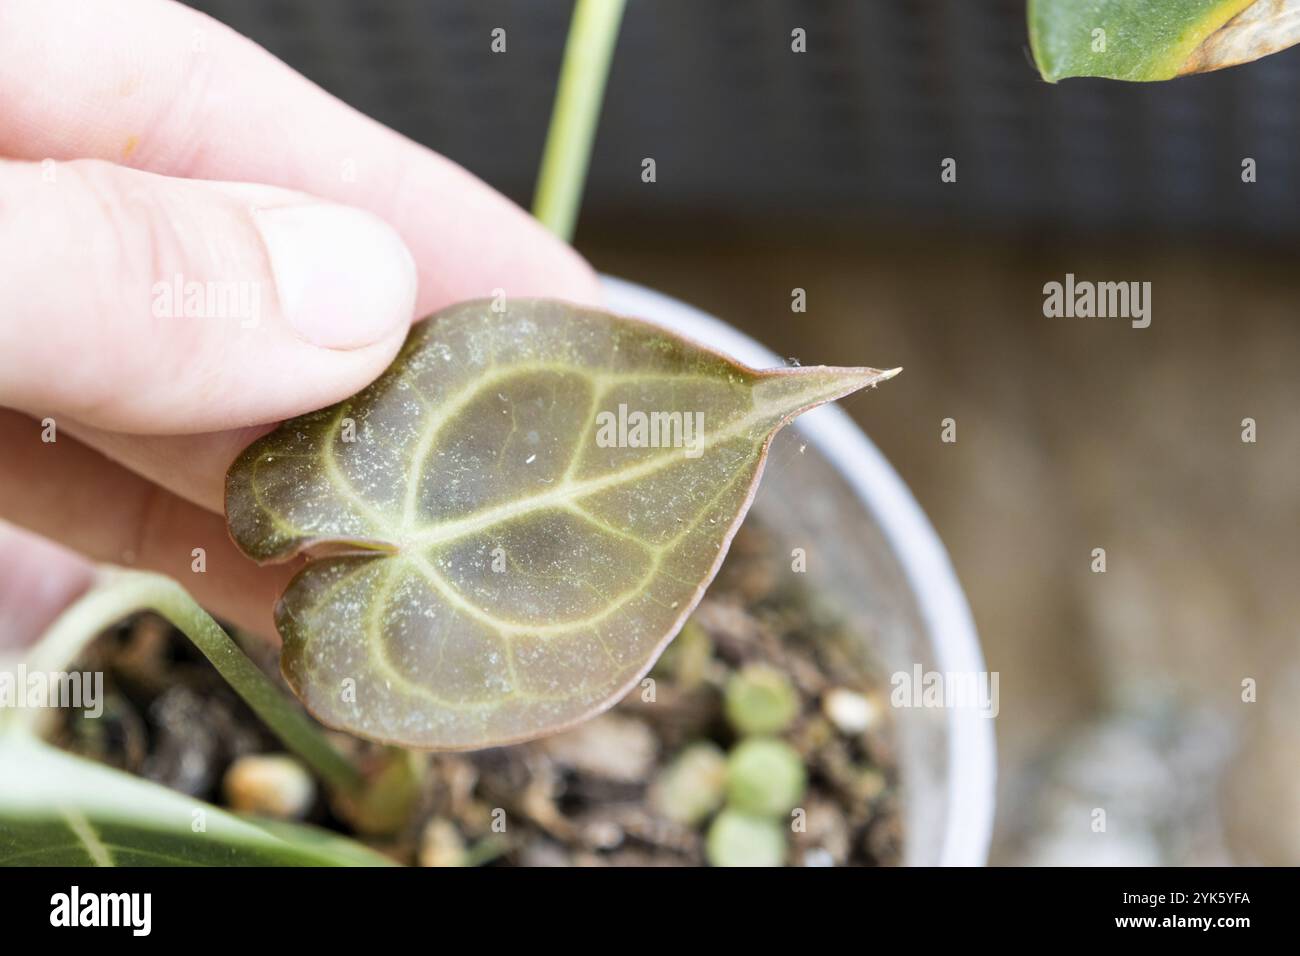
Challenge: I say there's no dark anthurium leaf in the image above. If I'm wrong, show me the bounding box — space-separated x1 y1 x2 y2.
1029 0 1300 82
226 299 896 750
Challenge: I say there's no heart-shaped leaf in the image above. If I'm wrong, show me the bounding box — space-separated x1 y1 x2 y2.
1029 0 1300 82
226 299 895 750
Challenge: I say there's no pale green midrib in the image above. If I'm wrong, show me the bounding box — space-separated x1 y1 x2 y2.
403 532 661 639
396 362 755 529
252 362 870 556
301 467 753 714
272 360 883 733
61 807 113 866
401 485 736 637
400 409 750 550
294 460 748 642
397 378 857 552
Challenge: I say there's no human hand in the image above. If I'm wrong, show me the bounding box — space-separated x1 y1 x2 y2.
0 0 601 645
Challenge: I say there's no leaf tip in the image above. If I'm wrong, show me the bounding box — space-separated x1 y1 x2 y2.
821 364 902 393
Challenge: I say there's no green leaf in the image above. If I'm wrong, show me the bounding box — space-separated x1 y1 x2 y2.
1028 0 1300 82
0 733 392 866
226 299 895 750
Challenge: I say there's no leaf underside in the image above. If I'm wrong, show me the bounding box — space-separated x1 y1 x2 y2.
226 299 893 750
1029 0 1300 82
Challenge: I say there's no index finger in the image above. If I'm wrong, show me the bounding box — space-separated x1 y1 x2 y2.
0 0 600 314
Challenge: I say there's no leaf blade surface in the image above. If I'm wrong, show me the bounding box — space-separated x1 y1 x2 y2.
227 300 893 749
0 735 391 866
1028 0 1300 81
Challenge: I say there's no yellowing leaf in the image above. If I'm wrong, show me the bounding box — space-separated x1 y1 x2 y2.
226 300 895 750
1028 0 1300 82
1179 0 1300 74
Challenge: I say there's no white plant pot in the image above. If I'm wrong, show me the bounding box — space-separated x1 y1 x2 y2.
602 276 996 866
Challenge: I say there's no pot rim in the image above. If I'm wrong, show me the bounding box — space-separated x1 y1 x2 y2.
601 275 996 866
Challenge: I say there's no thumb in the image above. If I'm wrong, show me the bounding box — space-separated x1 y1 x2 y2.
0 158 417 434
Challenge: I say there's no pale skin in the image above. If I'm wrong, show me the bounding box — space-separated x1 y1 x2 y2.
0 0 602 646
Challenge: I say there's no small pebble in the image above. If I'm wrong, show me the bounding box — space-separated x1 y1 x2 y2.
582 819 624 850
222 754 315 820
648 741 727 825
821 688 879 734
519 839 571 868
541 713 657 783
794 795 852 864
419 817 467 868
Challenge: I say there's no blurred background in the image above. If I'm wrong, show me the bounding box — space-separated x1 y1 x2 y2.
181 0 1300 864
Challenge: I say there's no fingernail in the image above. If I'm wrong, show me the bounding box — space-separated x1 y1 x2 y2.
254 204 417 349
